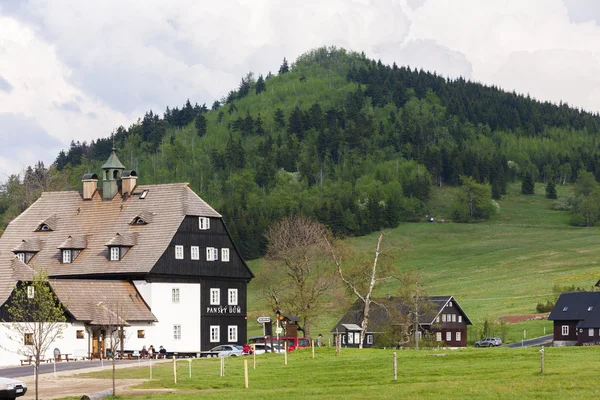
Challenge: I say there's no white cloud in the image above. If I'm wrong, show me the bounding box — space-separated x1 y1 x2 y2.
3 0 600 179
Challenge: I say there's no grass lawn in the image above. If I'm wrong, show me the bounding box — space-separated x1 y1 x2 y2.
247 182 600 343
79 346 600 399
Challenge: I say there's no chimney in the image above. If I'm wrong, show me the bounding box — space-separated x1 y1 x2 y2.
121 170 138 195
82 173 98 200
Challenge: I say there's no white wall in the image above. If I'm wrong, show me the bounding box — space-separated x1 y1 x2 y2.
0 322 87 367
133 281 201 353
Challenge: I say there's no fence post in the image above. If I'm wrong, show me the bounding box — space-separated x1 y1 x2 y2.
312 339 315 359
188 359 192 378
220 356 224 377
540 346 545 374
244 359 249 389
284 340 288 365
253 345 256 370
393 352 397 380
173 356 177 384
150 359 152 380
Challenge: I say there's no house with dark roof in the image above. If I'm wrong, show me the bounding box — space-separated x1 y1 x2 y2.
0 149 253 365
548 292 600 346
331 296 471 348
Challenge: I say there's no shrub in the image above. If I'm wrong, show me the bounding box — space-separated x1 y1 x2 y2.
536 300 555 313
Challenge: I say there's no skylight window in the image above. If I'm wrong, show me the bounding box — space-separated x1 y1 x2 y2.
589 306 594 312
140 190 149 199
563 306 568 312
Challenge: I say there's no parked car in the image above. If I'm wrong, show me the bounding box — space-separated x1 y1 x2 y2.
475 337 503 347
0 377 27 399
258 337 310 351
252 343 286 354
202 345 244 357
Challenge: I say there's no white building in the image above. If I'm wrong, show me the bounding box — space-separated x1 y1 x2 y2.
0 150 253 366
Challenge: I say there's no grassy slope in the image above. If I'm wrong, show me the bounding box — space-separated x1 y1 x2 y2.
80 346 600 399
247 182 598 340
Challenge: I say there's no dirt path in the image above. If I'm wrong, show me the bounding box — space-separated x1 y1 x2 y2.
20 361 169 399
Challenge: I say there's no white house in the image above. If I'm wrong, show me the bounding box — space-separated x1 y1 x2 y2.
0 149 253 366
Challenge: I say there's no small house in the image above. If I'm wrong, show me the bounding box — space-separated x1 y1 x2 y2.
331 296 471 348
548 292 600 346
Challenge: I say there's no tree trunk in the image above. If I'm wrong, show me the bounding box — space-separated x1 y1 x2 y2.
35 360 39 400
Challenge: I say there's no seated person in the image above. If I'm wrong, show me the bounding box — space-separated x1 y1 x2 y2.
140 345 149 359
159 345 167 358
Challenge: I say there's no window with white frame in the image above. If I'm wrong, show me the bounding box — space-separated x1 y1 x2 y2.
17 253 25 263
448 301 453 307
436 316 440 323
173 324 181 340
348 332 354 344
172 288 180 304
62 249 72 264
562 325 569 336
436 332 442 342
110 247 120 261
206 247 219 261
27 286 34 299
191 246 199 260
228 325 238 342
589 328 594 337
354 332 360 343
221 248 230 262
458 315 462 323
228 289 238 305
452 314 456 322
210 288 220 305
210 325 220 342
441 314 446 322
367 334 373 345
456 331 461 341
199 217 210 230
175 245 184 259
446 331 452 342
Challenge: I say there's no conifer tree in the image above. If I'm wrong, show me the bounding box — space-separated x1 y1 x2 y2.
522 175 535 195
279 57 289 74
256 74 266 94
195 114 207 137
546 181 557 199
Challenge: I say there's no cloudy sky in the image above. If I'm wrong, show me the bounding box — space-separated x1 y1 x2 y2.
1 0 600 179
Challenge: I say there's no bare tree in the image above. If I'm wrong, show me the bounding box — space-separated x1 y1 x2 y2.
97 301 127 396
262 216 335 337
327 232 396 348
2 270 66 400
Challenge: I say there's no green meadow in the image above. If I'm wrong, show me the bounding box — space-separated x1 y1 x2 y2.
80 346 600 399
247 182 600 342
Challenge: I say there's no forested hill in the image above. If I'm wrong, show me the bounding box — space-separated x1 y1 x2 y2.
2 47 600 259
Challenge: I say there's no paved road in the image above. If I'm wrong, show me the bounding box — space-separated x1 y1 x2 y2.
507 334 553 348
0 360 143 379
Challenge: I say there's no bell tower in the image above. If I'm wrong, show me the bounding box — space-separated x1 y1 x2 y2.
101 148 125 200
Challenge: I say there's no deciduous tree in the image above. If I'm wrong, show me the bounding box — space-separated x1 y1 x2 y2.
261 217 335 337
2 270 66 400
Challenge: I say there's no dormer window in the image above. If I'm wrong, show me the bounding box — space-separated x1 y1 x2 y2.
110 247 120 261
39 224 51 231
16 253 25 263
62 249 72 264
135 218 146 225
199 217 210 230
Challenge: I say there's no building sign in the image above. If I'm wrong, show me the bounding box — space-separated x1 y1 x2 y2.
206 305 242 314
257 316 271 324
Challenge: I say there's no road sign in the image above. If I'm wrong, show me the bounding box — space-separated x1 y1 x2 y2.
257 316 271 324
275 327 283 334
